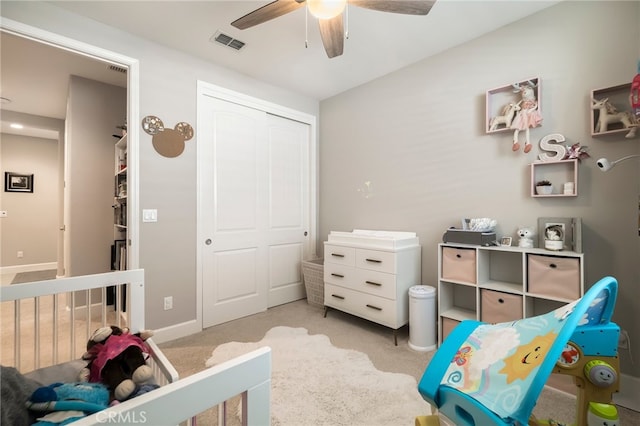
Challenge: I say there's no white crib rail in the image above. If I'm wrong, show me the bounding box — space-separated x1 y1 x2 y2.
74 346 272 426
0 269 147 372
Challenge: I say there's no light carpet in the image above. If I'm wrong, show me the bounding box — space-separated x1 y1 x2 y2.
206 326 433 426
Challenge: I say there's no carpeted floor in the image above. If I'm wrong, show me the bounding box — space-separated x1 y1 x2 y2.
158 299 640 425
10 269 57 285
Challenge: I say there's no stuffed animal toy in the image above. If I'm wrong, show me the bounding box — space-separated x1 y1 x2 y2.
80 325 155 403
26 382 109 425
517 226 536 248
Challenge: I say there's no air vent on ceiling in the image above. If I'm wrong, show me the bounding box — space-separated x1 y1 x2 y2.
211 31 245 51
108 64 128 74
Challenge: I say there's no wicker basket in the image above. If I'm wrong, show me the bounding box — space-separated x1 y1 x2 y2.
301 259 324 306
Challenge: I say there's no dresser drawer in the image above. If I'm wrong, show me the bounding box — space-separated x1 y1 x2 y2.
324 284 399 328
355 249 396 274
354 269 397 300
324 244 355 266
527 255 580 300
441 247 476 284
324 263 354 286
480 289 523 324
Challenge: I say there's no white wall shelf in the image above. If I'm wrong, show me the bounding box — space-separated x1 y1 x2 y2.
530 159 578 197
591 83 634 137
486 77 541 134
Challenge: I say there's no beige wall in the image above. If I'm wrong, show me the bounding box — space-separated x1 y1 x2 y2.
0 133 58 267
319 1 639 377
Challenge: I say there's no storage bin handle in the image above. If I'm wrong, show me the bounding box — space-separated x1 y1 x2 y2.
331 273 344 278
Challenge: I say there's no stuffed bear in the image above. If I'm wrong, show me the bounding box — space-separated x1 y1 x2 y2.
80 326 155 403
26 382 109 425
517 226 536 248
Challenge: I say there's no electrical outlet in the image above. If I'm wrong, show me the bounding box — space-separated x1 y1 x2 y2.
163 296 173 311
618 329 630 350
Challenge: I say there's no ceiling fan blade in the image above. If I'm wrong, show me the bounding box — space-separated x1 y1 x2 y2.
348 0 436 15
231 0 306 30
318 14 345 58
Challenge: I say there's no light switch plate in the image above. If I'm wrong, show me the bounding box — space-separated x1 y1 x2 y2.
142 209 157 222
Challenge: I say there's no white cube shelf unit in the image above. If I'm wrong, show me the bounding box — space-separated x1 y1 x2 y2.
530 159 578 197
437 243 584 345
486 77 541 134
591 83 634 137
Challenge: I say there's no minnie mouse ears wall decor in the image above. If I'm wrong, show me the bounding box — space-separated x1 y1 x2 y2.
142 115 193 158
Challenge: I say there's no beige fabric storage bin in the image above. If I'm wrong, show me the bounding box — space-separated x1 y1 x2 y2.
528 254 580 300
441 247 476 284
441 317 461 341
480 289 523 324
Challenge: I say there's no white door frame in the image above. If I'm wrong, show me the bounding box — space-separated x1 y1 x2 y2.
0 17 141 272
196 81 318 330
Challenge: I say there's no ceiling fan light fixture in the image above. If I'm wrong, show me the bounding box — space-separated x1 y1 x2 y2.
307 0 347 20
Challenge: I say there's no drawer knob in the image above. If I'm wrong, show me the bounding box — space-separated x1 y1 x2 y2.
331 294 345 300
331 253 345 258
365 281 382 287
331 273 344 278
549 263 557 269
498 298 505 304
366 258 382 263
366 304 382 311
456 254 461 258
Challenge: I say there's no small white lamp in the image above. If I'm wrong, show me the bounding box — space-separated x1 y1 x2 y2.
595 155 640 172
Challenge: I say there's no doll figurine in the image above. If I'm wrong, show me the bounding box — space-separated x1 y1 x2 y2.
511 82 543 153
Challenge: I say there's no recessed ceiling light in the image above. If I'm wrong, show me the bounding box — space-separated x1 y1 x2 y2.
1 97 11 104
10 123 24 129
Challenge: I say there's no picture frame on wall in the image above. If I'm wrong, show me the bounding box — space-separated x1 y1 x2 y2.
537 217 582 253
4 172 34 193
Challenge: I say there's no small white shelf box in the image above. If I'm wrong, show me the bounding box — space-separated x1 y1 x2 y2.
530 159 578 197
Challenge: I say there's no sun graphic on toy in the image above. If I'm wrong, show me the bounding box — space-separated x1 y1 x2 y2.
499 331 557 383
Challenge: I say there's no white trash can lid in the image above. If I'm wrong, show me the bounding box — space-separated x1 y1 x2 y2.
409 285 436 298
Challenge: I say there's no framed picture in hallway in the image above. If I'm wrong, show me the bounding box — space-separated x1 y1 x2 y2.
4 172 34 193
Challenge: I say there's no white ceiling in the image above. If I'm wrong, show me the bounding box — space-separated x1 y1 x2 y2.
1 0 559 137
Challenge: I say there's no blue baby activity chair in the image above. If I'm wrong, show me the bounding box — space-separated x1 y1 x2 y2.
416 276 621 426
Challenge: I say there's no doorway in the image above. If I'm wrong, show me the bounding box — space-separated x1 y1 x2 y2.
197 82 317 328
0 19 140 276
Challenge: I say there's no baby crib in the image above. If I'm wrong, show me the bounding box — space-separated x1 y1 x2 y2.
1 269 271 425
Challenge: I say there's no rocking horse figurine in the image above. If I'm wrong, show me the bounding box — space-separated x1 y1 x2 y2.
489 102 521 131
591 97 637 138
510 81 542 153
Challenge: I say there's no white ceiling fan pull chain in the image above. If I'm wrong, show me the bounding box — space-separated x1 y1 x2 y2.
305 4 309 48
345 3 349 39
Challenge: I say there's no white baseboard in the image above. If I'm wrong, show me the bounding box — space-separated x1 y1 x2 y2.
152 319 201 344
614 373 640 411
0 262 57 275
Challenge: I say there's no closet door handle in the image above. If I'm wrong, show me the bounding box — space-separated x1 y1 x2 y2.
331 273 344 278
365 258 382 264
331 294 345 300
366 304 382 311
365 281 382 287
331 253 345 258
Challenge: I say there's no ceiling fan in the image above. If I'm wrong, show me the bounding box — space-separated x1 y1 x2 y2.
231 0 436 58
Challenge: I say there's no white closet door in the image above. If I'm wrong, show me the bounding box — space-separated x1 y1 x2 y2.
200 95 309 327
